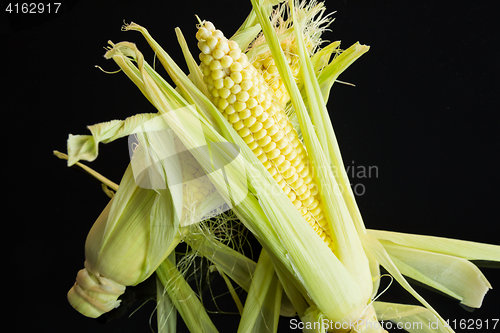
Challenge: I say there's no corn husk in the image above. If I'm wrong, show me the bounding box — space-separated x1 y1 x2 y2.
109 23 378 330
61 1 500 331
368 229 500 308
156 252 177 333
156 257 218 333
65 109 188 318
373 302 450 333
237 250 282 333
67 163 182 317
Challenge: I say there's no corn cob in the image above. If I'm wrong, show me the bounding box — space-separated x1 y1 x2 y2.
251 43 300 107
196 21 333 249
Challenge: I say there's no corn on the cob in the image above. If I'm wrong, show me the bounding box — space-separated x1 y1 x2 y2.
196 21 333 249
251 43 300 107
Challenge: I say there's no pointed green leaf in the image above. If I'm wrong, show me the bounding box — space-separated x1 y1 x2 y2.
187 235 257 293
230 23 262 52
373 301 452 333
368 230 500 262
66 113 157 166
156 252 177 333
237 250 282 333
157 258 218 333
382 241 491 308
317 42 369 103
361 233 453 333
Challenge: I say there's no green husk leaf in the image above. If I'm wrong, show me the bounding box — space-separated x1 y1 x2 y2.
361 233 454 333
175 28 209 95
230 23 262 52
290 0 373 299
218 268 244 315
273 262 305 317
368 230 500 262
317 42 369 103
373 301 451 333
186 235 256 293
288 33 370 239
156 252 177 333
124 117 185 282
299 42 370 237
84 113 183 285
67 113 157 166
229 0 281 51
123 24 219 130
143 189 179 282
309 41 340 75
245 28 294 62
157 258 218 333
381 241 491 308
243 0 370 322
84 165 180 287
237 250 282 333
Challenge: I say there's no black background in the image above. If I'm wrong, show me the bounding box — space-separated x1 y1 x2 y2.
2 0 499 332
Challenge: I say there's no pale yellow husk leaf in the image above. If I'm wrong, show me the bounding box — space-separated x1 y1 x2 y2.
156 252 177 333
157 258 218 333
381 241 491 308
368 229 500 262
373 301 451 333
237 250 282 333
